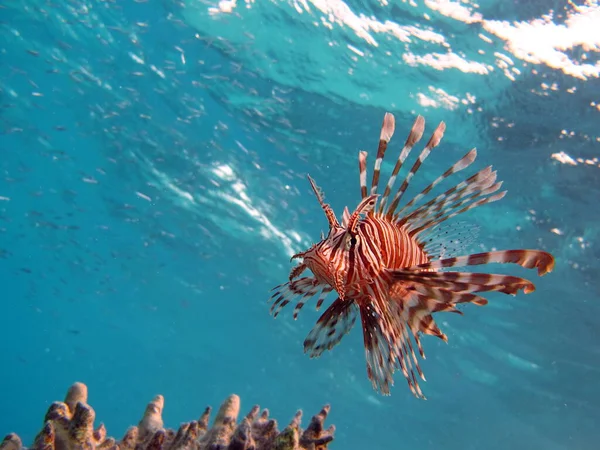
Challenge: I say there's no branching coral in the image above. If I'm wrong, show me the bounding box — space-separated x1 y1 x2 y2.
1 382 335 450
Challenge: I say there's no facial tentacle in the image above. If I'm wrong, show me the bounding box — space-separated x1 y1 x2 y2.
307 175 340 230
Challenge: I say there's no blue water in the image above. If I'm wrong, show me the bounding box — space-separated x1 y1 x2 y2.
1 0 599 448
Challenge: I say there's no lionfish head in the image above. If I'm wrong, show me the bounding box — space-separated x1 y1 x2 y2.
288 176 341 278
288 176 379 295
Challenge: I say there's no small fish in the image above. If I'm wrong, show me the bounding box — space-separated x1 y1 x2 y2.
269 112 555 399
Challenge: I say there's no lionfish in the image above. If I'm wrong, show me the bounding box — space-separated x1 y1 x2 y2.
269 113 554 399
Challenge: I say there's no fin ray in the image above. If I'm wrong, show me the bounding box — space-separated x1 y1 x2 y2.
408 249 555 276
269 277 332 319
378 116 425 213
304 298 359 357
385 121 447 215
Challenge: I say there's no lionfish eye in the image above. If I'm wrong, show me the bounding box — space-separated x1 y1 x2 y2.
350 236 357 246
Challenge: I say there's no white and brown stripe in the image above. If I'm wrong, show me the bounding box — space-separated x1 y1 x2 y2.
269 112 555 399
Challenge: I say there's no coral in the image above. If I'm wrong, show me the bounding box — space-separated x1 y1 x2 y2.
1 382 335 450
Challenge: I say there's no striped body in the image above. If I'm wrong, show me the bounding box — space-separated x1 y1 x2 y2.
306 217 428 301
352 217 430 275
270 112 555 398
